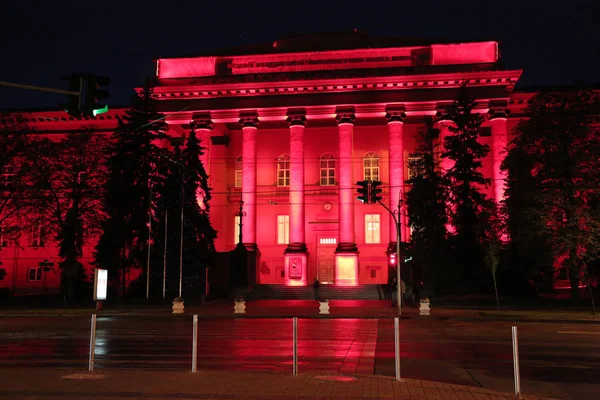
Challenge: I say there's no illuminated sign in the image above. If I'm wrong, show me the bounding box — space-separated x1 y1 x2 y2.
93 269 108 301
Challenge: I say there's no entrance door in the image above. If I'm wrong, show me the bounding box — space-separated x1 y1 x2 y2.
317 237 336 284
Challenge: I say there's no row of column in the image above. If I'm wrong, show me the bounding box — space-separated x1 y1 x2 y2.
194 106 508 271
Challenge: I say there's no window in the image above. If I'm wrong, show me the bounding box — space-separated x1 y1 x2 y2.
77 171 88 185
0 167 14 189
407 153 425 180
277 154 290 187
0 220 8 247
277 215 289 244
234 215 240 244
364 214 381 244
28 267 42 281
235 156 243 188
363 152 380 181
319 238 337 245
30 224 43 247
320 153 335 186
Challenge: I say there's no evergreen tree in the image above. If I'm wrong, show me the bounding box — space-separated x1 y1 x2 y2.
443 86 494 292
505 89 600 301
405 118 450 296
95 84 168 299
179 124 216 301
501 140 554 294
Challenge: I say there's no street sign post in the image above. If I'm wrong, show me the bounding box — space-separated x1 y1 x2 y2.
93 268 108 310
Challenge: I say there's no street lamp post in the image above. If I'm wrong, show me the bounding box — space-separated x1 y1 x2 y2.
235 201 246 245
376 197 403 315
178 171 184 299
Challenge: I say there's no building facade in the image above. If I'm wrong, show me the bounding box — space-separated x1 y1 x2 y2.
2 37 535 295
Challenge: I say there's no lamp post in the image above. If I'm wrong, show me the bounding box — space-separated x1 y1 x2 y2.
377 198 403 315
235 201 246 245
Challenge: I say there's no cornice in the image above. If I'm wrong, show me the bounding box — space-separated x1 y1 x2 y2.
152 70 523 101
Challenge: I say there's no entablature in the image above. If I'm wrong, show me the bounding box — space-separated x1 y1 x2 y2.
153 69 522 102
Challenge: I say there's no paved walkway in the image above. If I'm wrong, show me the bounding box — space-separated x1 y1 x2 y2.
0 368 553 399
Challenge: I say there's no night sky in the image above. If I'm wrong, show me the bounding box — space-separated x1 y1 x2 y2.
1 0 598 110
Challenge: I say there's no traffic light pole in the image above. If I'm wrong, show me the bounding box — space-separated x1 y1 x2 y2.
377 198 402 315
0 81 80 96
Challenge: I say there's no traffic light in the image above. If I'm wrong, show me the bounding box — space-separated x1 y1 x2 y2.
82 74 110 117
370 180 383 203
60 73 83 118
357 180 370 204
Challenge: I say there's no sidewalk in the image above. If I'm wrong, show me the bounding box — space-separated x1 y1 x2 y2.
0 368 553 400
1 299 598 324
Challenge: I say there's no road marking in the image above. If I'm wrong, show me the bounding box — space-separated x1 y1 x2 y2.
557 331 600 335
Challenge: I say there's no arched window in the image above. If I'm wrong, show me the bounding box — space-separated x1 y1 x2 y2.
234 156 242 187
363 152 380 181
277 153 290 187
319 153 335 186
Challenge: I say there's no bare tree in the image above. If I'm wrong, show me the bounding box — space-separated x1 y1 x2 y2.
23 131 109 303
0 112 30 249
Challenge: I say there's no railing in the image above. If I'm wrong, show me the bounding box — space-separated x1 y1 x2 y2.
0 313 527 398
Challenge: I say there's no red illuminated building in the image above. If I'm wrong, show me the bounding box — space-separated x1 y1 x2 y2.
2 35 536 294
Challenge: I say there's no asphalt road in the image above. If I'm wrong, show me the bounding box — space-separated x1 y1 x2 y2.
0 316 598 399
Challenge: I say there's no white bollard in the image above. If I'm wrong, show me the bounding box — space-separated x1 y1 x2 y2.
394 317 401 381
512 326 521 398
293 317 298 376
192 315 198 373
88 314 97 372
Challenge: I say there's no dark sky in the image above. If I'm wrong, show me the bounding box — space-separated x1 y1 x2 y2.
1 0 598 110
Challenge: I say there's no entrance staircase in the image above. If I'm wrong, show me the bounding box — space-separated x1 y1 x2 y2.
247 284 385 300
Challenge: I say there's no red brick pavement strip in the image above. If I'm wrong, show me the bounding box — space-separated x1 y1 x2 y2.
0 368 555 400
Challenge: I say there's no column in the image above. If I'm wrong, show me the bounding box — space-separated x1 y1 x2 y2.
239 114 259 250
386 108 407 244
436 108 455 234
284 111 308 286
335 110 358 286
191 116 213 212
489 108 509 204
191 114 212 177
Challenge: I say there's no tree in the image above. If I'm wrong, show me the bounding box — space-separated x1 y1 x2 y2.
95 84 168 298
179 124 216 301
443 86 495 292
405 118 450 296
0 113 29 256
505 90 600 302
502 138 554 294
23 133 108 303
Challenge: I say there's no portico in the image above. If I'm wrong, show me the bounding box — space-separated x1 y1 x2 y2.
152 37 522 287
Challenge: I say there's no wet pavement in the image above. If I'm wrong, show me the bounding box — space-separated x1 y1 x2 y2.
0 314 599 399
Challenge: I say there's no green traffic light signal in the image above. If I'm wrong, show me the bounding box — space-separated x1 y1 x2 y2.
83 74 110 117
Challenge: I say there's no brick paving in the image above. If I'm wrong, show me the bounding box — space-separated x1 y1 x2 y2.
0 368 555 399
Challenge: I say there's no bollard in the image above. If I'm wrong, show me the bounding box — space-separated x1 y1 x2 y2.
512 326 521 398
293 317 298 376
88 314 97 372
192 315 198 373
394 317 401 381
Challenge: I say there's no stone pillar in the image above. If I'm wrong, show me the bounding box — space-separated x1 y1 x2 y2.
335 110 358 286
489 107 509 204
437 120 454 173
284 111 308 286
386 108 407 243
436 108 455 234
239 114 259 250
191 114 213 177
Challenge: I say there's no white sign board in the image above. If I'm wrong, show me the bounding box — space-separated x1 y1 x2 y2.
93 269 108 301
